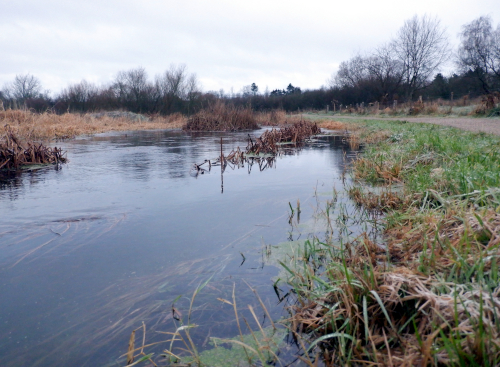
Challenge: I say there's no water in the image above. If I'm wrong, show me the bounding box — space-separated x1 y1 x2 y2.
0 128 358 366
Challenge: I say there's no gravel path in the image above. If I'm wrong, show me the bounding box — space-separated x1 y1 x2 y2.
334 115 500 135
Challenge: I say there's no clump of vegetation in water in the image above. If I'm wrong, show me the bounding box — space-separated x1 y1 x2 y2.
246 121 321 155
282 118 500 366
183 101 258 131
0 126 67 170
192 120 322 177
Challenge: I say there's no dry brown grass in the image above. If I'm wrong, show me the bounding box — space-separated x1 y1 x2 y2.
316 120 346 130
254 110 305 126
349 186 407 211
284 119 500 365
0 110 185 141
183 101 258 131
0 126 67 170
424 102 439 114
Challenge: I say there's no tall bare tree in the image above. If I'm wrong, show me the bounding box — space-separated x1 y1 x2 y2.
113 67 154 112
155 64 200 114
60 80 99 112
366 44 405 98
331 48 403 103
457 16 500 93
333 54 370 88
392 14 450 101
185 73 201 114
6 74 42 103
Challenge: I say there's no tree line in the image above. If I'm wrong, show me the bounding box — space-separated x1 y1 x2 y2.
0 65 208 115
325 14 500 108
227 14 499 111
1 14 499 114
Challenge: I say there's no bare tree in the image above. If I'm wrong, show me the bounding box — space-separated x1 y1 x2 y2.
185 73 201 113
366 44 404 98
154 64 201 114
392 14 450 101
113 67 153 112
330 49 403 103
240 85 254 97
457 16 500 93
6 74 42 103
60 80 100 112
333 54 370 88
156 65 186 98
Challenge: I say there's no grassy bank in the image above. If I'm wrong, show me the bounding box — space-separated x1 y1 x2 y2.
285 118 500 366
304 95 500 118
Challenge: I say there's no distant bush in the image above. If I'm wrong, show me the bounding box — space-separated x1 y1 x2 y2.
183 101 258 131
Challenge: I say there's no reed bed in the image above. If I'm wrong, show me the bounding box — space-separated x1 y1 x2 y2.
0 110 185 141
183 102 258 131
246 121 321 155
0 126 67 170
281 118 500 366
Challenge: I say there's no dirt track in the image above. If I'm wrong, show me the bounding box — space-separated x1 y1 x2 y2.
335 115 500 136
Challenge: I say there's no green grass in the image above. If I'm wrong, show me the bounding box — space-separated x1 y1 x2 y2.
283 117 500 366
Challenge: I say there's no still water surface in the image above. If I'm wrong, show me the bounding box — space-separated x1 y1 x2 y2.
0 128 357 366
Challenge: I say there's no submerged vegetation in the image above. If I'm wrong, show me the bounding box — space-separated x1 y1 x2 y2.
121 282 287 367
283 118 500 366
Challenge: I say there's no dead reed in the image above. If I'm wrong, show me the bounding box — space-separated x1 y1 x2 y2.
0 110 185 141
246 121 321 155
0 126 67 170
192 120 322 178
254 110 305 126
316 120 346 130
183 101 258 131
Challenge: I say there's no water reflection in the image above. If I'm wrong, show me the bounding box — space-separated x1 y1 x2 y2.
0 129 361 366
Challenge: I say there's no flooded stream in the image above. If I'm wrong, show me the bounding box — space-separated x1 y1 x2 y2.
0 128 363 366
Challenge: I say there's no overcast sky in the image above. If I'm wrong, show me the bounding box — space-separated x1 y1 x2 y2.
1 0 498 96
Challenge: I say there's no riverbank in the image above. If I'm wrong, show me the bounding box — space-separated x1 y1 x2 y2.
0 110 186 141
307 112 500 136
288 117 500 365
